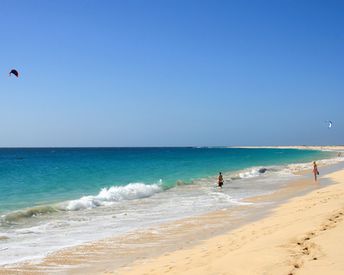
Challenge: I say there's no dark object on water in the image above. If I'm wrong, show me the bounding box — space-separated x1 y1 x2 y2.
15 157 24 160
258 168 267 174
9 69 19 77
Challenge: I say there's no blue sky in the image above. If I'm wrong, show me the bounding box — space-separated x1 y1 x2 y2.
0 0 343 147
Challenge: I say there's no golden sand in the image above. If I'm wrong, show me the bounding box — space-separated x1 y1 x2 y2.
114 169 344 275
1 148 343 275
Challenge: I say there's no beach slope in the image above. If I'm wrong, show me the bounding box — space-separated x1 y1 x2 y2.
115 169 344 275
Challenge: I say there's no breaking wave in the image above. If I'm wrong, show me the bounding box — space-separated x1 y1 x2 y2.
2 206 58 223
1 182 163 223
59 182 163 211
2 155 343 223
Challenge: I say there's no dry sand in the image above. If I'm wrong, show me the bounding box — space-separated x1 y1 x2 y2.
114 169 344 275
1 146 343 275
231 145 344 151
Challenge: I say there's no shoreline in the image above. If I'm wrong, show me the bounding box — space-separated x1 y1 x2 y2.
0 148 343 274
230 145 344 151
1 159 343 274
113 167 344 275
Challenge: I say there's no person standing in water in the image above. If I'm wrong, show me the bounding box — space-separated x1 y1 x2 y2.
313 161 319 181
218 172 224 188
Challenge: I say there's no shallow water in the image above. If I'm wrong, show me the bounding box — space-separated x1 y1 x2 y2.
0 147 339 265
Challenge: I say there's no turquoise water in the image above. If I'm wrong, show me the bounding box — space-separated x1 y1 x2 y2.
0 147 339 266
0 147 333 213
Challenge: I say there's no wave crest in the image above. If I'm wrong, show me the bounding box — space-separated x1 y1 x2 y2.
60 183 162 211
238 167 269 179
1 183 163 222
2 206 57 223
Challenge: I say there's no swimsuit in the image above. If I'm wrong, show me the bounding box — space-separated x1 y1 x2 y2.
218 176 223 187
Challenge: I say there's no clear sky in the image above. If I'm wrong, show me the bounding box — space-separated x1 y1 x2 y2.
0 0 343 147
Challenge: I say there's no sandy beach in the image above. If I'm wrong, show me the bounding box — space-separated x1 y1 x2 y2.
1 147 343 275
2 0 343 273
231 145 344 151
112 168 344 275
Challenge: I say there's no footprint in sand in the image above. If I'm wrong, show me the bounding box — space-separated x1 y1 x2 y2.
302 248 310 255
294 263 301 269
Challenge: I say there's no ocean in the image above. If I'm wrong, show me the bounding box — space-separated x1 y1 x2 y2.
0 147 339 265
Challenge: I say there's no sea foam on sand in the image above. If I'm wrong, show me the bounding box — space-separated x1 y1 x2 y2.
117 169 344 275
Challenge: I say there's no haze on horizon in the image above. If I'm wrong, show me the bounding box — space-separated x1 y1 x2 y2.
0 0 343 147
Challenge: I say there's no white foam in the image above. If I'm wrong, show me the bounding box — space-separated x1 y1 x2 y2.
285 156 344 174
209 191 253 205
238 168 261 179
60 183 162 211
2 155 343 267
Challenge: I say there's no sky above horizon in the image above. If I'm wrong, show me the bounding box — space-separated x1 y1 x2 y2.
0 0 343 147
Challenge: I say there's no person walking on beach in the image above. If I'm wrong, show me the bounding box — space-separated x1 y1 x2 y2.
218 172 224 188
313 161 319 181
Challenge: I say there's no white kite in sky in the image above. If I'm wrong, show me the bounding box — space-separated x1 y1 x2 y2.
326 120 333 129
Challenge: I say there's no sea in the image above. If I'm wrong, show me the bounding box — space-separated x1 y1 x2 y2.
0 147 341 266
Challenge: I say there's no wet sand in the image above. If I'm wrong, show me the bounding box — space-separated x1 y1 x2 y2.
1 146 343 274
112 169 344 275
1 172 341 274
